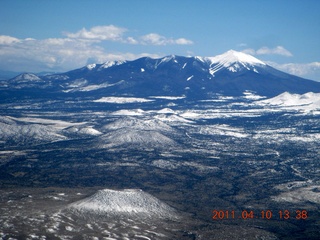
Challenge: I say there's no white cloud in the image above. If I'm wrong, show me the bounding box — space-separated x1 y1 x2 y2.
126 37 138 44
240 45 320 80
0 24 194 72
267 61 320 81
174 38 194 45
242 46 293 57
0 35 21 45
140 33 193 45
65 25 127 41
256 46 293 57
140 33 167 45
0 37 101 71
0 34 163 72
237 43 248 48
241 48 256 55
64 25 193 46
0 25 189 73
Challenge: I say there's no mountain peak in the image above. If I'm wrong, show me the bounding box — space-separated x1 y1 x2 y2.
206 50 266 75
208 50 266 66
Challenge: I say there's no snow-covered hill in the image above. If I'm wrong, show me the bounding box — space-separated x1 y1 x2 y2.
68 188 179 219
11 73 43 82
99 117 178 148
0 116 101 147
257 92 320 112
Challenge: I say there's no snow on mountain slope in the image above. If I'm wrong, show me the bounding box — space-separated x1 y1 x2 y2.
206 50 266 75
86 63 96 70
0 116 67 145
0 116 102 146
100 117 178 148
6 116 86 130
197 124 249 138
85 60 126 70
10 73 43 82
63 80 124 92
100 60 126 69
105 117 174 132
257 92 320 112
100 128 176 148
68 189 179 219
208 50 266 66
67 126 102 136
273 184 320 204
154 114 194 124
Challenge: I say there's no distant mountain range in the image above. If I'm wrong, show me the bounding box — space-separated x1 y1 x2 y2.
1 50 320 100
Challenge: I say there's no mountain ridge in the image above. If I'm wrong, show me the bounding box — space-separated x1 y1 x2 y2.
3 50 320 98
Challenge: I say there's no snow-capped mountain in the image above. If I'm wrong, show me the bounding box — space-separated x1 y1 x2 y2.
205 50 266 75
3 50 320 98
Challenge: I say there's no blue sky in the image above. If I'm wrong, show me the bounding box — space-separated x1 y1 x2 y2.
1 0 320 80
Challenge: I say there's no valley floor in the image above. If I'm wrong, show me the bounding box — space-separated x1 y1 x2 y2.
0 96 319 239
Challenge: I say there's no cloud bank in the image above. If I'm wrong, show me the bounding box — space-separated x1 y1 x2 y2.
0 25 193 72
64 25 193 45
267 61 320 81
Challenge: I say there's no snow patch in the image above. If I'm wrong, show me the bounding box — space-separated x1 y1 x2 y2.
187 75 193 81
180 111 201 119
93 97 154 104
155 114 193 123
272 185 320 204
100 60 126 69
150 96 185 100
198 124 249 138
78 127 102 136
243 90 266 100
64 80 124 92
156 108 175 114
79 82 117 92
111 109 145 116
86 63 96 70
